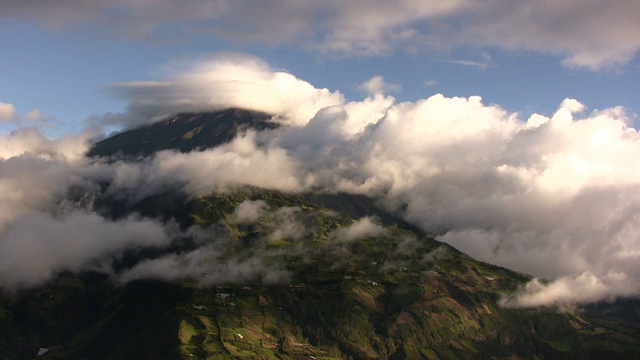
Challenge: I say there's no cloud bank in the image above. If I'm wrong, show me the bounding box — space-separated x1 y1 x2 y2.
0 211 173 290
2 56 640 308
3 1 640 69
105 54 343 128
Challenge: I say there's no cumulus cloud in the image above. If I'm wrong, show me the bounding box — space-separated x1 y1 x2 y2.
103 130 309 200
367 98 640 306
0 127 177 291
0 102 16 121
0 127 92 160
229 202 312 243
104 54 343 128
500 272 640 308
333 217 388 242
232 74 639 306
114 203 319 286
3 55 640 307
4 1 640 69
0 211 173 290
115 245 290 286
227 199 270 224
266 207 309 242
0 104 55 130
358 76 401 96
0 128 98 235
100 58 640 307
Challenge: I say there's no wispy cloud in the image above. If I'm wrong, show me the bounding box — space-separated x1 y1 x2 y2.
438 53 492 69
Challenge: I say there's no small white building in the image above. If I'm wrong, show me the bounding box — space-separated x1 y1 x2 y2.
37 348 49 357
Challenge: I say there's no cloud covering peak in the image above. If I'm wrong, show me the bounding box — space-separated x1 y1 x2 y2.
2 56 640 307
105 54 343 128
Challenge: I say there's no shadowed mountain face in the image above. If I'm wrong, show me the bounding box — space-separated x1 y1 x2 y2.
88 108 276 158
2 109 640 359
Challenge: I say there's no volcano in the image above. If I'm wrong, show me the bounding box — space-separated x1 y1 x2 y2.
1 109 639 360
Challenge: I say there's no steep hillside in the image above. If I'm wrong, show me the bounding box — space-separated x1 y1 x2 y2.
2 189 640 359
1 109 639 359
88 108 276 158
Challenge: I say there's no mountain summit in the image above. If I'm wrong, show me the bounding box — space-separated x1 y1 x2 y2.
2 109 640 359
88 108 276 158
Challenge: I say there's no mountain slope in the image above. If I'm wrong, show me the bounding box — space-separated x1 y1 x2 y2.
2 188 640 359
1 109 639 359
88 108 276 158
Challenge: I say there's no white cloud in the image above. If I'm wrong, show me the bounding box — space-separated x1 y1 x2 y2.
559 98 586 114
371 100 640 306
22 109 41 121
263 87 640 306
227 199 270 224
0 102 16 121
115 245 290 286
439 53 492 69
104 131 309 200
0 211 173 290
333 217 387 242
266 207 308 242
500 272 639 308
3 56 640 306
87 59 640 306
0 127 92 160
0 103 53 129
105 54 343 128
0 128 97 234
459 1 640 69
358 76 401 95
0 127 179 290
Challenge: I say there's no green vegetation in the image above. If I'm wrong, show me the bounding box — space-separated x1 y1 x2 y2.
88 109 276 158
1 189 640 359
4 108 639 359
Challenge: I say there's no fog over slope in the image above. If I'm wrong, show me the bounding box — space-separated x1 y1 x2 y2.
1 54 640 307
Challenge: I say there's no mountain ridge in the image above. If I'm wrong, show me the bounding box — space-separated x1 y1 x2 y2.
2 109 640 359
88 108 276 158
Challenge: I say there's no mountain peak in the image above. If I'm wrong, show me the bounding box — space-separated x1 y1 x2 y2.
88 108 276 158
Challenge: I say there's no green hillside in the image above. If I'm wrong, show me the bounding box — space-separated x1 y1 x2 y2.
1 188 640 359
88 109 276 158
1 109 639 359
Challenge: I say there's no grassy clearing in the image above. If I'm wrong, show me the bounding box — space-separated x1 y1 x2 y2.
266 238 290 247
546 337 573 352
179 320 197 344
577 327 609 336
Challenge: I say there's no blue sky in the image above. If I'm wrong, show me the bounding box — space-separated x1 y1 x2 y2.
1 1 639 137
